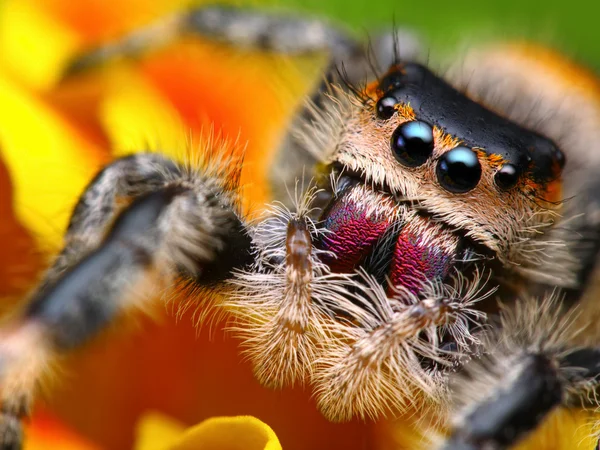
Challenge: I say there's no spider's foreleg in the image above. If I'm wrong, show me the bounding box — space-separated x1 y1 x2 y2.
439 299 600 450
0 153 252 449
441 352 564 450
64 4 420 84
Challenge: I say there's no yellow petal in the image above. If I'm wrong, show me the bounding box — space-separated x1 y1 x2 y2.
515 408 598 450
134 413 186 450
0 0 80 89
0 73 102 251
135 413 282 450
100 67 188 159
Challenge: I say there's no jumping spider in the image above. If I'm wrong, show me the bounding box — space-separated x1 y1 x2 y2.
2 4 600 450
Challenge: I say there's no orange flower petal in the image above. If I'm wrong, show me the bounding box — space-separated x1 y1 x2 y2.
25 409 101 450
0 155 42 299
37 0 189 44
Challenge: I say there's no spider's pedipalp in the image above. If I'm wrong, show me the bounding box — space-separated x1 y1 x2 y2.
0 153 252 449
312 268 492 422
225 193 340 388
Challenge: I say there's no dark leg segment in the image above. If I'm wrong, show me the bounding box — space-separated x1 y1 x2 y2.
442 354 563 450
0 153 252 449
65 4 359 76
40 153 181 289
64 5 420 82
441 345 600 450
28 188 182 349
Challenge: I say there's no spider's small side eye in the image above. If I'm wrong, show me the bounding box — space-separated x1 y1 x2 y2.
376 96 397 120
390 120 434 167
494 163 520 190
436 146 482 193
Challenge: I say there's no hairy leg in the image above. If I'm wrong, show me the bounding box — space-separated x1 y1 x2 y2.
0 153 252 449
439 298 600 450
64 4 420 83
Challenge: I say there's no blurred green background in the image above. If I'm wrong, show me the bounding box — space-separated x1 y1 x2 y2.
269 0 600 70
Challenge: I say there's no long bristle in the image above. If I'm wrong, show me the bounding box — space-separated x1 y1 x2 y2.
313 268 493 421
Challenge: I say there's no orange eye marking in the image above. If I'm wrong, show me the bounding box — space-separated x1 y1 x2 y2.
394 103 416 121
480 152 507 169
365 80 380 100
435 128 462 150
543 178 563 204
523 176 563 204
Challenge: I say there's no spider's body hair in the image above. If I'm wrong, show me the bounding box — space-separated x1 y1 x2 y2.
292 86 355 165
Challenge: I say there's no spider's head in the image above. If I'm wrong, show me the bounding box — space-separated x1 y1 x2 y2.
315 62 566 296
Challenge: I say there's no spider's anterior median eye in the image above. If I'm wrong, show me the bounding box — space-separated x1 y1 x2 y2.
390 120 434 167
436 146 482 193
376 96 397 120
494 164 520 190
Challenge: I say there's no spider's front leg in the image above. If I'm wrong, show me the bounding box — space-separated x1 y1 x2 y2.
438 299 600 450
0 153 252 449
64 4 421 86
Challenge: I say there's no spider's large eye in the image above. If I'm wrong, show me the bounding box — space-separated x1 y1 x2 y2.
436 146 481 193
390 120 434 167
